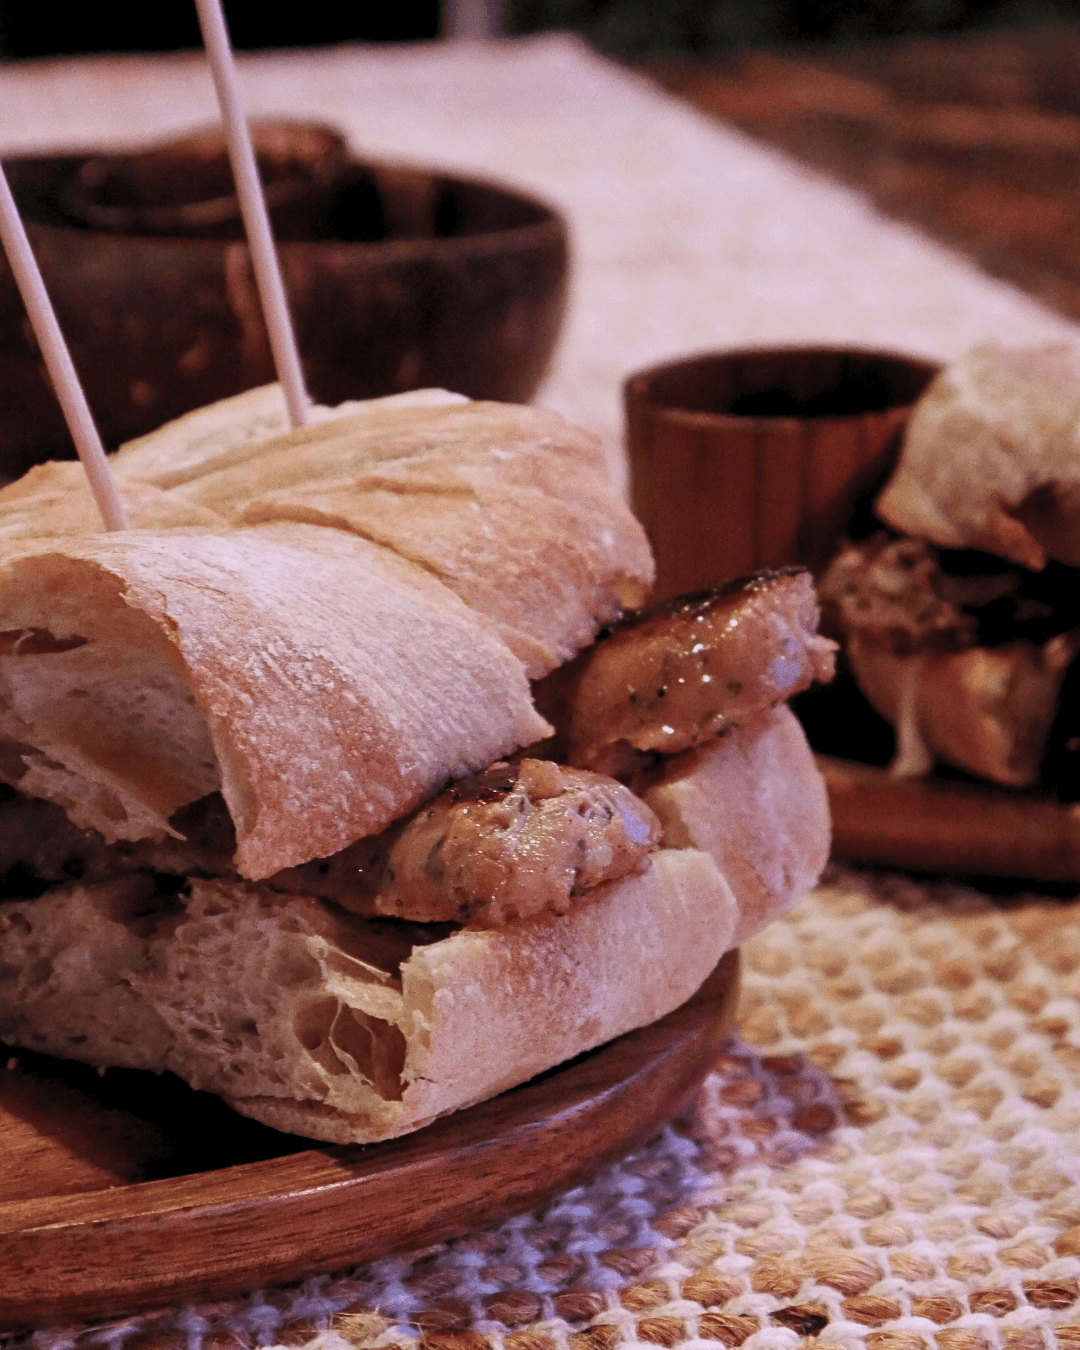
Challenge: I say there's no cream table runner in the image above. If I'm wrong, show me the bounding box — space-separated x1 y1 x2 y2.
3 33 1080 1350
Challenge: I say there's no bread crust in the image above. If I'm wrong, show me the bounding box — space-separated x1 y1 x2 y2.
642 706 831 946
876 342 1080 570
0 390 651 865
0 391 829 1143
0 709 826 1143
0 460 228 539
0 393 653 677
179 398 653 677
0 525 549 875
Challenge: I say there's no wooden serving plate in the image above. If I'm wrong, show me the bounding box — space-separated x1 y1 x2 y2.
625 346 1080 887
818 756 1080 885
0 948 739 1330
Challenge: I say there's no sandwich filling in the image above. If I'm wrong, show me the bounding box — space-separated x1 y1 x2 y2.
1 569 834 921
0 568 833 1143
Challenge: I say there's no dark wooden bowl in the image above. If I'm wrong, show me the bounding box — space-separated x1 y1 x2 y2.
0 123 568 479
625 346 1080 885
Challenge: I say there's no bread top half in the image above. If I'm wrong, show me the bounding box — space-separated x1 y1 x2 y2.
0 388 654 878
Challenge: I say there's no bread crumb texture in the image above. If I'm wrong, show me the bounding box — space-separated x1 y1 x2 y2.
0 844 738 1142
0 705 820 1142
59 865 1080 1349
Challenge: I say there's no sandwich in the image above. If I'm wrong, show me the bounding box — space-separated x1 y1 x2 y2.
819 342 1080 794
0 386 835 1144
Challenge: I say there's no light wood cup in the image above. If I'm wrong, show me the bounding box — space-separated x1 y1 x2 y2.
625 345 939 600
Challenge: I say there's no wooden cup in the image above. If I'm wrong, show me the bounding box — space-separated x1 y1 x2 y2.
625 346 939 600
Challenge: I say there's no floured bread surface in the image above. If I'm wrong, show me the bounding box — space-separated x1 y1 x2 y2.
876 342 1080 570
0 388 652 859
111 385 470 490
0 390 653 679
128 399 613 515
161 397 652 676
0 715 826 1144
642 706 830 946
0 524 548 876
0 846 736 1145
239 477 644 678
0 461 228 541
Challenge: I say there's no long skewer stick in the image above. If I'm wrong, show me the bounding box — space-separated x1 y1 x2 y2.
0 166 131 530
194 0 312 428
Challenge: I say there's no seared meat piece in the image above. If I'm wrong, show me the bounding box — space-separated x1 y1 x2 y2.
3 762 657 928
820 534 1080 786
8 572 830 924
535 569 836 778
270 758 661 926
819 535 980 653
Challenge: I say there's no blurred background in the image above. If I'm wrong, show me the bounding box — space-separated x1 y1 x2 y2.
0 0 1077 58
508 0 1079 53
3 2 1080 367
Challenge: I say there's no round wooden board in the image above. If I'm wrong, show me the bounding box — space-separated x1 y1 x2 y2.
0 948 739 1330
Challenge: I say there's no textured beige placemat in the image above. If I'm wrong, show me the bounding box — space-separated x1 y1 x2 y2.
4 33 1080 1349
22 867 1080 1350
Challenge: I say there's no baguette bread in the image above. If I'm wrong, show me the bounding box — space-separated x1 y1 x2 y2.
0 387 831 1143
0 391 650 678
0 392 652 868
0 524 549 874
0 706 824 1144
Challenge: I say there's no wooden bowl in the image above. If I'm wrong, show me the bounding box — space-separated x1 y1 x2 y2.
0 123 568 480
625 346 1080 885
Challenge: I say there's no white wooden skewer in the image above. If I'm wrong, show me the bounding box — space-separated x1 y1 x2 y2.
194 0 312 428
0 165 131 531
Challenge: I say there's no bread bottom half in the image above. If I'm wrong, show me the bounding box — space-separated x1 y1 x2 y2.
0 707 827 1143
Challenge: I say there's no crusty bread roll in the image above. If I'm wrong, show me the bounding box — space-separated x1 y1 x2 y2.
0 524 549 875
0 390 652 870
876 342 1080 571
0 707 821 1144
0 387 830 1143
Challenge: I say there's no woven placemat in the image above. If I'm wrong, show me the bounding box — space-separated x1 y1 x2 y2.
18 864 1080 1350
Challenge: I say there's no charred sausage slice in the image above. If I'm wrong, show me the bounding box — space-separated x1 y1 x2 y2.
535 568 836 777
271 758 661 926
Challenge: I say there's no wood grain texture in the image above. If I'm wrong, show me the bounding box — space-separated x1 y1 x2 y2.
820 756 1080 883
0 949 739 1330
624 346 937 600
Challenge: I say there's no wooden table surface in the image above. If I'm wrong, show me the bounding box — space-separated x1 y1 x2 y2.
642 28 1080 326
